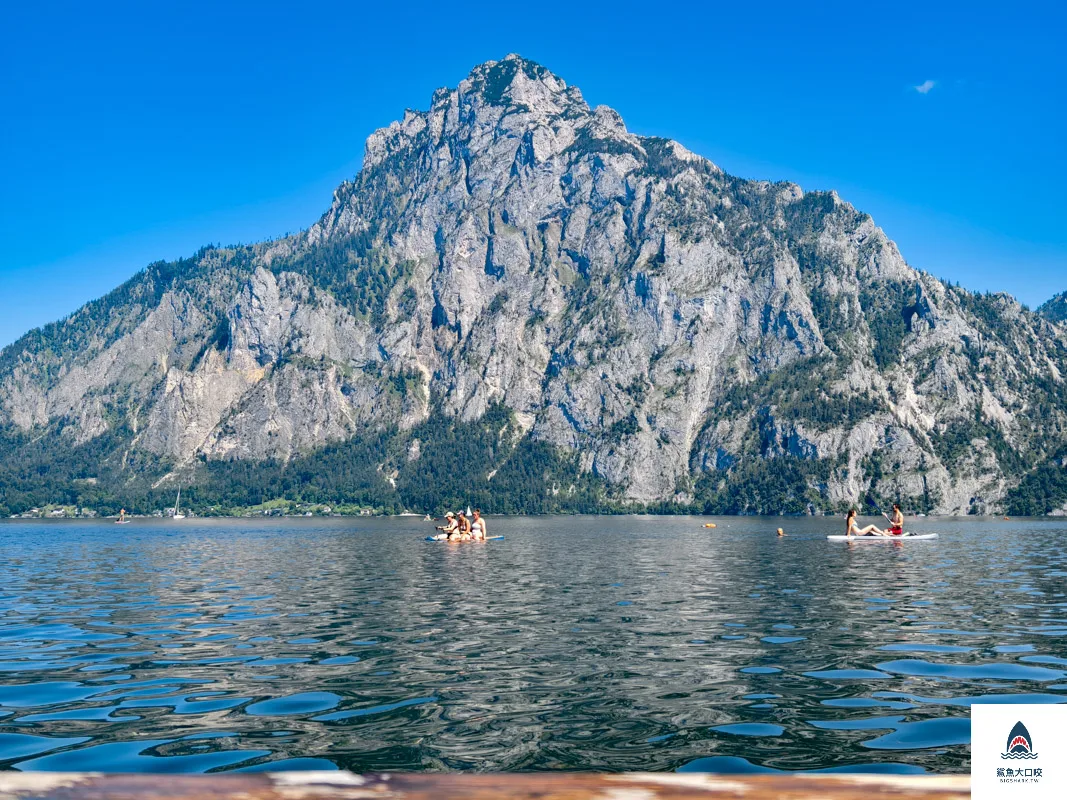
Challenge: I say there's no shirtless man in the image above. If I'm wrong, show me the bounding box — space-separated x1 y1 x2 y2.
886 504 905 536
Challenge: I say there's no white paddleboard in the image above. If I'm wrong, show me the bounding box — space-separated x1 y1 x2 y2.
426 535 504 542
827 533 938 541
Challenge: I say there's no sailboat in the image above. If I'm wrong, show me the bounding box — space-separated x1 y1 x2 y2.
172 487 186 520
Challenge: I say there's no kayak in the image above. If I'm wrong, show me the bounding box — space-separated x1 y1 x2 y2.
827 533 938 541
425 535 504 542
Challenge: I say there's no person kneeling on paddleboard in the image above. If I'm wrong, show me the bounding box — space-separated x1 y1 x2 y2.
846 509 886 537
886 504 904 536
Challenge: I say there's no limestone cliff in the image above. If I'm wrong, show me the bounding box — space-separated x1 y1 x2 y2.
3 55 1066 514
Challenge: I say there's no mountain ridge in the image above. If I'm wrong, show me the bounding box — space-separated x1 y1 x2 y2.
3 54 1067 517
1038 291 1067 323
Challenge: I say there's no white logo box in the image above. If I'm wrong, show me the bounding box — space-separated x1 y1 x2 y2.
972 704 1067 799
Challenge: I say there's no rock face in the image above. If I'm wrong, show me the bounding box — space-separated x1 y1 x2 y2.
3 55 1067 514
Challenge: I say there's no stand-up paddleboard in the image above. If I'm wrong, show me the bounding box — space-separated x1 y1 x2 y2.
425 535 505 542
115 520 131 524
827 532 938 541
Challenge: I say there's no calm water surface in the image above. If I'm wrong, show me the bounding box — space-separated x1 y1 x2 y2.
1 516 1065 774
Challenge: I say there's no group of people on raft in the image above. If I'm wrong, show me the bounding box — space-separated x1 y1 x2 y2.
434 509 488 541
845 504 905 537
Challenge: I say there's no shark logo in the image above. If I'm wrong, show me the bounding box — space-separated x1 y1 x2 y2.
1002 721 1038 759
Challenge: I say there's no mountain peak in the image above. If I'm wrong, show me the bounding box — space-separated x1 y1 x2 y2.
363 54 590 171
458 54 585 115
465 55 563 102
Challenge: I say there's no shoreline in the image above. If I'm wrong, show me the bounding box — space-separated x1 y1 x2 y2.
0 511 1057 522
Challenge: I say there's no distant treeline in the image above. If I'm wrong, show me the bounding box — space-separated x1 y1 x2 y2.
2 403 1065 517
0 405 612 517
1004 446 1067 516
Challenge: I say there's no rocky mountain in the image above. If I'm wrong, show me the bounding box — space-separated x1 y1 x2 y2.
3 54 1067 516
1039 291 1067 323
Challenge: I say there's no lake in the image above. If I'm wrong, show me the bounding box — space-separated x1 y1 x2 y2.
1 515 1065 774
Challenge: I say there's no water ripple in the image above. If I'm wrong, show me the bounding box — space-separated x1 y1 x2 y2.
1 515 1066 773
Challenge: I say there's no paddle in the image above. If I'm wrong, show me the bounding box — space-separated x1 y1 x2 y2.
864 497 896 534
864 495 889 521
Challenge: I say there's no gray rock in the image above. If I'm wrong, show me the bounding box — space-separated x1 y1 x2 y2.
2 55 1066 514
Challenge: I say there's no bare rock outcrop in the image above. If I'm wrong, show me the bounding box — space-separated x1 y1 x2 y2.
3 55 1066 514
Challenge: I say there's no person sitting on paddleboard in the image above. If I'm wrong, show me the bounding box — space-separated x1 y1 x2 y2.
471 509 486 540
437 512 458 538
453 512 472 541
446 512 463 541
846 509 885 537
886 504 904 536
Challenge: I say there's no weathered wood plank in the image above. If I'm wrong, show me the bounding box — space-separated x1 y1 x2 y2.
0 771 971 800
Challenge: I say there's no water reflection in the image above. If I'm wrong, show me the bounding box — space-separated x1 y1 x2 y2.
0 515 1065 773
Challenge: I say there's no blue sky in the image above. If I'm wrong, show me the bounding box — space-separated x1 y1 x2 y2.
2 0 1064 347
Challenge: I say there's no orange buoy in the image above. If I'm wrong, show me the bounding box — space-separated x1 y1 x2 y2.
703 523 716 528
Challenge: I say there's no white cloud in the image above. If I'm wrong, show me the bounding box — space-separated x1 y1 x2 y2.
914 79 936 94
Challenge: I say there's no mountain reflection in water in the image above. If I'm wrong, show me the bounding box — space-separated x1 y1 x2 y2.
1 516 1065 773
